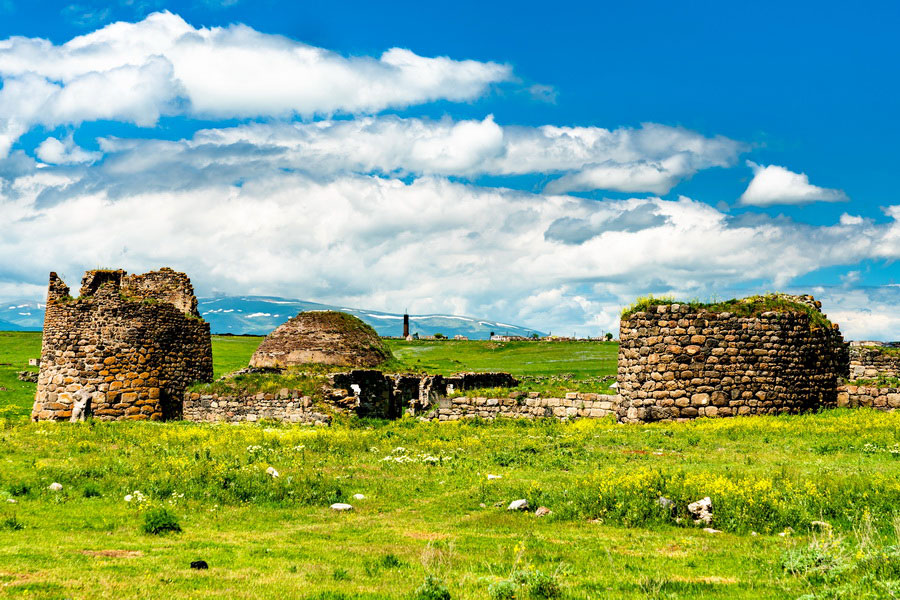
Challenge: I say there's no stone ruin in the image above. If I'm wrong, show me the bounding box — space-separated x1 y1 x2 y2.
616 294 848 423
184 370 520 423
249 310 392 369
32 268 212 421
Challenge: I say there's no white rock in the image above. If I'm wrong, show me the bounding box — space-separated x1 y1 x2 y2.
7 498 16 504
487 474 502 480
266 467 279 478
48 482 63 492
507 499 529 511
124 494 133 502
687 496 713 525
703 527 722 534
353 494 365 500
330 503 353 511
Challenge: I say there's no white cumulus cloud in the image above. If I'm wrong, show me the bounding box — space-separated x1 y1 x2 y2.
0 11 511 156
739 161 848 206
35 135 101 165
93 117 743 194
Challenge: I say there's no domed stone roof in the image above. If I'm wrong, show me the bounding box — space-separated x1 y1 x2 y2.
249 310 393 369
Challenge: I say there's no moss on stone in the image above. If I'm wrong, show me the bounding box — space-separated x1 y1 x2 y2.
621 293 834 330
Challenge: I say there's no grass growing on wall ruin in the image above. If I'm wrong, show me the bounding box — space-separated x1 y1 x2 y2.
3 332 900 598
621 294 835 330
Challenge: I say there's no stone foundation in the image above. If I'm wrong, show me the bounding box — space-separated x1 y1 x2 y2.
184 389 331 424
430 392 619 421
836 384 900 411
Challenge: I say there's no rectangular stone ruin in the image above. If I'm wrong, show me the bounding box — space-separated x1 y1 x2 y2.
32 268 213 421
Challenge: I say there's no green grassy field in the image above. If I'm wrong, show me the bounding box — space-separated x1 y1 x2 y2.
384 339 618 378
2 331 900 599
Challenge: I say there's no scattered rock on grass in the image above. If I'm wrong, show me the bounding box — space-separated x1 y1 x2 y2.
535 506 552 517
330 503 353 511
265 467 279 478
353 493 365 500
487 474 502 480
48 482 63 492
687 497 712 525
811 520 832 530
657 496 675 511
190 560 209 570
507 499 529 511
703 527 722 534
17 371 38 383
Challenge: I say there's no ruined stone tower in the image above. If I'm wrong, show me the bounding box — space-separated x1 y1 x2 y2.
32 268 213 421
616 294 848 423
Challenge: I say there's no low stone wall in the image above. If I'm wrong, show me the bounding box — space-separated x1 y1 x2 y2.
430 392 619 421
184 389 331 425
184 370 522 423
836 384 900 411
849 346 900 379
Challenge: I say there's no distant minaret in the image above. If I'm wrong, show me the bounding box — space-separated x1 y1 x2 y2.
403 313 410 338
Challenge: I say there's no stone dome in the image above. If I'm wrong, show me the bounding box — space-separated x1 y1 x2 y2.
249 311 393 369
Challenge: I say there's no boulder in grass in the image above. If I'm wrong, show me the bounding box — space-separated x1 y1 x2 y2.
687 496 712 525
353 494 365 500
535 506 552 517
49 482 63 492
330 503 353 511
507 499 528 511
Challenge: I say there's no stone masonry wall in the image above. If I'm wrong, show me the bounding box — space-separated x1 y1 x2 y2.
184 389 331 425
849 346 900 379
617 303 847 423
184 370 524 423
836 384 900 411
32 269 212 421
429 392 619 421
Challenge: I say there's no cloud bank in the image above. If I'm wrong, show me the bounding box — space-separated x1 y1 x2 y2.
1 153 897 336
0 11 511 156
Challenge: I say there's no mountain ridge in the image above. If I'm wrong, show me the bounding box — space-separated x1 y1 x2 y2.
0 295 545 339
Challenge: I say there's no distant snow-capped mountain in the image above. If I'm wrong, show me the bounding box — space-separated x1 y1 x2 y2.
198 296 545 338
0 295 545 339
0 300 44 330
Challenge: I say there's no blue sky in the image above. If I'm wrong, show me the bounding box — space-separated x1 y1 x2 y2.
1 0 899 338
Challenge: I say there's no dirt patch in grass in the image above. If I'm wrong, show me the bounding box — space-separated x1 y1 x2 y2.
671 575 739 585
80 550 143 558
402 531 450 541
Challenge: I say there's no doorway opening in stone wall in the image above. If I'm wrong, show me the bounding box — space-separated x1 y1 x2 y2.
159 389 182 420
